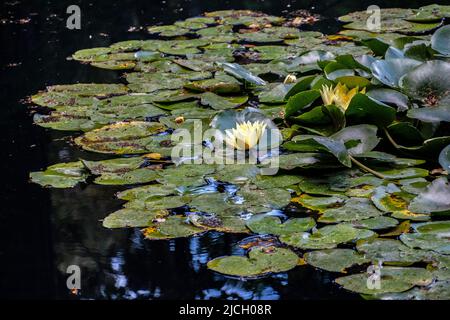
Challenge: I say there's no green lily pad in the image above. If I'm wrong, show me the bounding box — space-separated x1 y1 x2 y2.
346 93 396 127
143 215 205 240
408 106 450 123
275 153 321 170
319 197 384 223
72 47 112 62
366 88 410 112
407 4 450 22
371 59 421 88
439 145 450 172
431 25 450 56
348 216 399 230
219 62 266 86
116 184 177 201
412 221 450 234
189 214 249 234
399 60 450 107
189 193 242 216
408 178 450 214
374 281 450 300
305 249 369 273
335 267 433 295
253 174 302 189
280 223 374 250
30 161 88 188
285 90 321 118
147 24 190 37
356 238 432 265
339 8 440 34
207 246 299 277
284 135 351 167
330 124 379 156
74 121 167 155
237 187 293 212
200 92 248 110
246 215 315 236
400 233 450 255
103 208 169 228
184 74 241 94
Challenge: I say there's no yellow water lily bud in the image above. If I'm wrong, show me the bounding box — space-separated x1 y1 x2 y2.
319 82 366 110
283 74 297 84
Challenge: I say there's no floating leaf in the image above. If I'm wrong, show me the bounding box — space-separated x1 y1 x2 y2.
335 267 433 295
219 62 266 86
280 224 374 250
408 178 450 214
143 215 205 240
246 215 315 236
304 249 368 273
318 197 384 223
103 208 169 228
207 246 299 277
431 25 450 56
30 161 87 188
399 61 450 107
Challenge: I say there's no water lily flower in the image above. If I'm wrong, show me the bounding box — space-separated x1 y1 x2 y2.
211 108 282 152
320 83 366 110
225 120 267 150
283 74 297 84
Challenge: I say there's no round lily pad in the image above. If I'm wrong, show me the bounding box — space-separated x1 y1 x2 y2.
207 246 299 277
279 224 375 250
304 249 369 273
335 267 433 295
246 215 315 236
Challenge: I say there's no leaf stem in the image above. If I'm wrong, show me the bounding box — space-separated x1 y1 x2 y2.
349 155 385 179
383 127 401 149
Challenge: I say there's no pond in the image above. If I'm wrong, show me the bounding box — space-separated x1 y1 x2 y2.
1 0 449 300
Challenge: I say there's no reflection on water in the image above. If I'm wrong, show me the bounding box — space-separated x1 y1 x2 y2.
1 0 441 300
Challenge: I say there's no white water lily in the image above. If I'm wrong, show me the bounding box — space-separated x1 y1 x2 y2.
224 120 267 150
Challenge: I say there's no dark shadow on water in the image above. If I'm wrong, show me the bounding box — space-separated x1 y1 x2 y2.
0 0 446 299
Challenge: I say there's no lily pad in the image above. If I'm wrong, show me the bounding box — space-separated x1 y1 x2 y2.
142 215 205 240
304 249 368 273
246 215 315 236
207 246 299 277
408 178 450 214
74 121 167 154
318 197 384 223
279 224 374 250
103 208 169 228
30 161 88 188
399 60 450 107
335 267 433 295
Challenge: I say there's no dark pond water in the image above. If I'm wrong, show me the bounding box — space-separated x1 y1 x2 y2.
1 0 447 300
